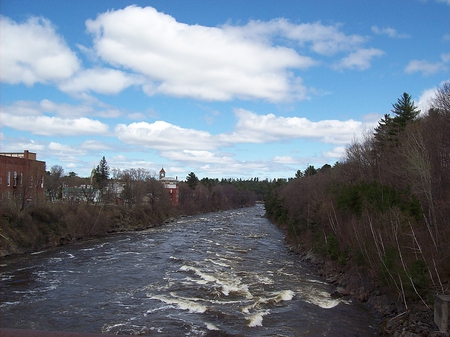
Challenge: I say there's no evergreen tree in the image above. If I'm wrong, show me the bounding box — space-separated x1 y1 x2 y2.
304 165 317 177
186 172 199 190
374 114 393 140
94 156 110 192
374 113 395 148
391 92 420 129
295 169 304 179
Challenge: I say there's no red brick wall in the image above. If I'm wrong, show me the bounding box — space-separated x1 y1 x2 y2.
0 154 46 206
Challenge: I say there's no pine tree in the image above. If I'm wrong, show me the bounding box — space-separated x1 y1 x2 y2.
94 156 110 192
186 172 199 190
374 113 394 145
391 92 420 129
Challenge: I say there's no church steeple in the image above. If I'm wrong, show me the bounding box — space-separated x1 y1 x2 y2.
159 167 166 180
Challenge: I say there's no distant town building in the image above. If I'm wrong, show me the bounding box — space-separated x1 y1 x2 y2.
0 150 46 207
159 167 179 206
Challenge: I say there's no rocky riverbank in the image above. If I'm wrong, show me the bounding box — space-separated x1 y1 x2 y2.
295 249 449 336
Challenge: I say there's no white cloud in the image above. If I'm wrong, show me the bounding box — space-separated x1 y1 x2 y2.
0 16 80 85
273 156 298 164
59 68 144 95
333 48 385 70
2 99 123 120
405 59 448 76
415 80 450 113
2 114 109 136
40 99 94 118
441 53 450 63
128 112 147 120
223 19 366 55
323 146 346 159
161 150 235 164
84 6 377 102
2 140 45 153
416 87 437 114
371 26 410 39
0 100 42 116
115 121 219 151
48 142 85 154
224 109 365 145
86 6 314 102
80 140 112 151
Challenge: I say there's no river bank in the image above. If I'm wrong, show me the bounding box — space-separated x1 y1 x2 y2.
291 247 448 336
2 204 448 336
0 202 176 258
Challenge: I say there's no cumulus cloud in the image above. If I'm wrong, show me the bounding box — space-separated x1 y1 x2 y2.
371 26 410 39
223 19 366 55
1 100 110 136
2 99 124 120
48 142 85 154
323 146 346 159
83 6 376 102
1 115 109 136
112 108 368 167
333 48 385 70
1 7 381 101
59 68 144 95
86 6 313 102
405 56 449 76
40 99 95 118
115 121 219 151
0 16 80 86
223 109 365 144
415 80 450 113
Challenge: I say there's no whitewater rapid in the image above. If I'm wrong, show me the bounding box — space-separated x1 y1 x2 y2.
0 205 378 336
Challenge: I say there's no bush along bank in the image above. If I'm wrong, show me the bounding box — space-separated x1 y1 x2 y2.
0 202 176 258
264 177 449 335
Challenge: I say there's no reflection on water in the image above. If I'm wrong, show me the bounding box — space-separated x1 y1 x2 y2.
0 205 378 336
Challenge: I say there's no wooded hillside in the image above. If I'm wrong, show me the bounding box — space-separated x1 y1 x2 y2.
264 84 450 307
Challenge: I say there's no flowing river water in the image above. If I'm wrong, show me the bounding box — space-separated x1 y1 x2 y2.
0 205 379 336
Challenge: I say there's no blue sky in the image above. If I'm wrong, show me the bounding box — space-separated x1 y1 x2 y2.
1 0 449 180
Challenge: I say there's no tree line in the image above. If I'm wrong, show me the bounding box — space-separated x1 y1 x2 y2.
45 161 265 215
2 159 270 255
264 84 450 308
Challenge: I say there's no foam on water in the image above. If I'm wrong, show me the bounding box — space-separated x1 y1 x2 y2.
205 258 230 268
205 322 220 330
301 288 342 309
246 310 270 327
180 265 253 299
148 294 207 313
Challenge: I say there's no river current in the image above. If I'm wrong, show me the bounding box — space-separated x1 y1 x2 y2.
0 205 378 336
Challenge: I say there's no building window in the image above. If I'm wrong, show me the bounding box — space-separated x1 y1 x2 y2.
13 171 17 187
7 171 11 186
20 173 23 186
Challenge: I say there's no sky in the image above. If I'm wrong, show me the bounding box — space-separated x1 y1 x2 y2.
1 0 449 181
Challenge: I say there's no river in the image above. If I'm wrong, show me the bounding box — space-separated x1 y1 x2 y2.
0 205 379 336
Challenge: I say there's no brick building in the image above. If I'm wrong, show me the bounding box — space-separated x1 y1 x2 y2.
159 168 179 206
0 150 46 207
